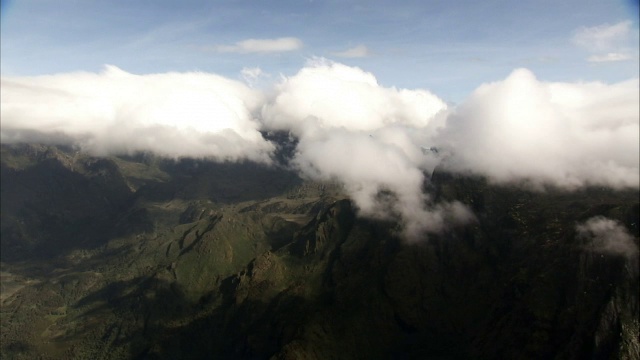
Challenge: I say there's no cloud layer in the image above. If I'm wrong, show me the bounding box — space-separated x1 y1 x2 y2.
1 61 638 238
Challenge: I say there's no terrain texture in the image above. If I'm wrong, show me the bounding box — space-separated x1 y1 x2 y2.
1 143 638 359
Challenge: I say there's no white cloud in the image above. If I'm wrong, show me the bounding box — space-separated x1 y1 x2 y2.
332 45 371 58
214 37 303 53
0 65 274 161
435 68 639 189
262 59 471 239
292 129 474 239
261 58 447 135
587 52 632 62
573 21 633 52
2 61 638 240
577 216 638 257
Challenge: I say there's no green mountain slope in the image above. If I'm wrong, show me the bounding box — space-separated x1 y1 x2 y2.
1 144 638 359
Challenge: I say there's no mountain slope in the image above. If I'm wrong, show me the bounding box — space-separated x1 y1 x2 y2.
0 144 638 359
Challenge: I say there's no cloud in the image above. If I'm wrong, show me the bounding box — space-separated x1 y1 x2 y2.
262 58 447 134
2 61 638 239
291 129 474 239
436 68 639 189
587 52 633 62
262 59 472 239
573 21 633 52
332 45 371 58
0 65 274 161
214 37 303 53
576 216 638 257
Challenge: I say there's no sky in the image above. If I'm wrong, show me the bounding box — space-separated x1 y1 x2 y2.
1 0 638 101
1 0 639 240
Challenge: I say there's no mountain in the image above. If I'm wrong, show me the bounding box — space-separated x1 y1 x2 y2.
1 143 638 359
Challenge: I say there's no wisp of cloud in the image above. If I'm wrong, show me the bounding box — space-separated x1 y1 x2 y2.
576 216 638 257
436 68 639 190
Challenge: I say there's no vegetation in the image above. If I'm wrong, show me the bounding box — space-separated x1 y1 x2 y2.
1 143 638 359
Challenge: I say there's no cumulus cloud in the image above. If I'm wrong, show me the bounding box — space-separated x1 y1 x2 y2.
214 37 303 53
577 216 638 257
436 68 639 189
0 65 274 161
573 21 633 52
262 58 447 134
262 59 471 239
332 45 371 58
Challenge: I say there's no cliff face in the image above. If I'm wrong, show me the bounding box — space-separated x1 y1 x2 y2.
1 144 638 359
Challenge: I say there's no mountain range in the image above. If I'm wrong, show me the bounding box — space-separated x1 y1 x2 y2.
1 142 638 359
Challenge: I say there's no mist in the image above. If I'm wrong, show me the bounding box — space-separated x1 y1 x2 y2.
1 61 638 239
577 216 638 257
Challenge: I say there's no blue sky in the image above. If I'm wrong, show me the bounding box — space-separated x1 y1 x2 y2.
1 0 638 101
